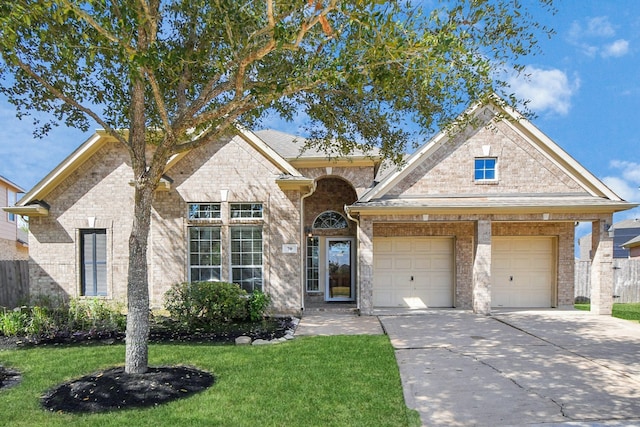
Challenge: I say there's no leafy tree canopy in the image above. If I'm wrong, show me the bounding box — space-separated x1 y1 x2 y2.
0 0 554 374
0 0 554 164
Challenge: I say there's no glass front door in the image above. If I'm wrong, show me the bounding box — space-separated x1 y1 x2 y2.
326 238 354 301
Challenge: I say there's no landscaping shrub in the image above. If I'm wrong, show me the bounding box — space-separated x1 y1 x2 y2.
164 281 272 328
247 290 271 322
165 281 249 327
0 309 28 336
0 298 125 338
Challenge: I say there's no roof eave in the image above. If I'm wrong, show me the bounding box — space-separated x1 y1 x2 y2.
276 176 314 192
347 202 637 216
3 203 49 217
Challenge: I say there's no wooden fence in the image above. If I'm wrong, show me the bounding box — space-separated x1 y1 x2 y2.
575 259 640 303
0 260 29 309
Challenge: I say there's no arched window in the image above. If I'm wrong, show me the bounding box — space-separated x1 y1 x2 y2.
313 211 348 229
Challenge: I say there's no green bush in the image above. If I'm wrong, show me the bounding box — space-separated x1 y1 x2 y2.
0 309 28 336
0 298 125 338
67 298 126 332
247 290 271 322
165 281 250 327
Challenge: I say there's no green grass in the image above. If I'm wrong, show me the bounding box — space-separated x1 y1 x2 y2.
575 303 640 321
0 335 419 427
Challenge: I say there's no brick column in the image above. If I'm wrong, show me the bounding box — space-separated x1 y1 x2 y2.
473 219 492 314
590 217 614 315
358 218 374 315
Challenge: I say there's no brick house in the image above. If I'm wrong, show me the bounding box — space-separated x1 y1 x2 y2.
0 175 28 260
5 97 636 315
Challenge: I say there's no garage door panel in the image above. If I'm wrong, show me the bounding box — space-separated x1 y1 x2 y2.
393 240 413 253
374 256 393 270
491 237 554 308
394 258 413 270
373 237 454 308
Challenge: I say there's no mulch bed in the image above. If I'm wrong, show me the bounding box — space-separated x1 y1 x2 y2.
0 317 295 414
40 366 214 413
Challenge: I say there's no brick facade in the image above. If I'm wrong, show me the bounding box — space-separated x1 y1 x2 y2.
21 102 627 316
356 217 575 314
27 135 304 313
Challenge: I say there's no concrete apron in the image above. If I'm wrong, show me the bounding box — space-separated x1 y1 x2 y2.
380 309 640 427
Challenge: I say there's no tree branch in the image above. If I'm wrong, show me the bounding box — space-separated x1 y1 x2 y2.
12 58 128 146
60 0 135 56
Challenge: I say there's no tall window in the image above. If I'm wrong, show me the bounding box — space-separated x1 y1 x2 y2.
474 158 497 181
189 227 221 281
231 226 263 292
7 190 16 222
80 229 107 296
230 203 263 219
306 237 320 292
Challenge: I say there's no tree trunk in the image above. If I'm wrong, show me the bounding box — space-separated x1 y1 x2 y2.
125 183 154 374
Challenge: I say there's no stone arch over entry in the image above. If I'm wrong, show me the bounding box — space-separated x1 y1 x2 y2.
303 177 358 306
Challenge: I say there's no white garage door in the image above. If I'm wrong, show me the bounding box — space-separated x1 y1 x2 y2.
492 237 555 308
373 237 454 308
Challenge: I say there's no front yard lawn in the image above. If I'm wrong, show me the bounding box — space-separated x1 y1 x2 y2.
575 303 640 322
0 335 419 426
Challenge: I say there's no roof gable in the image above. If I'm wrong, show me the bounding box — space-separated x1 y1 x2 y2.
17 126 304 208
360 96 624 203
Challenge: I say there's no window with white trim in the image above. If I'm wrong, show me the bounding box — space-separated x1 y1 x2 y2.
80 229 107 296
474 157 497 181
230 203 263 219
306 237 320 292
313 211 348 229
188 203 221 220
231 226 263 292
189 226 221 282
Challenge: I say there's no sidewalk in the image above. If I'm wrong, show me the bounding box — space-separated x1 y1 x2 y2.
295 312 384 336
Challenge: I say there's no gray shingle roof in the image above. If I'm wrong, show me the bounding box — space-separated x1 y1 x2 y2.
254 129 378 160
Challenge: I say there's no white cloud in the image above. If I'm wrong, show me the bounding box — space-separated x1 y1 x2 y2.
603 160 640 203
585 16 616 38
602 39 630 58
609 160 640 184
567 16 630 59
603 176 638 202
508 67 580 116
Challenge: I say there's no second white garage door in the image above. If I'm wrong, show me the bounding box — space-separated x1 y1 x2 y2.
373 237 454 308
491 237 555 308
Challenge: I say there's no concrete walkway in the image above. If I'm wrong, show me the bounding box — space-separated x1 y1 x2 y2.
296 309 640 427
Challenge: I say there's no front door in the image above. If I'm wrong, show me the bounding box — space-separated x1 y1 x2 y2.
326 238 355 301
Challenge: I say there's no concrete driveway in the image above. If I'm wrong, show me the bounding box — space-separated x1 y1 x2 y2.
380 309 640 427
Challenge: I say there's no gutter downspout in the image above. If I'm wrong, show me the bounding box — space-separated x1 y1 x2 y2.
344 204 361 314
300 181 317 315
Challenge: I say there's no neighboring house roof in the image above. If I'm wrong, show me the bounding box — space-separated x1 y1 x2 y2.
8 126 312 216
622 235 640 249
0 175 25 193
610 218 640 230
352 95 637 214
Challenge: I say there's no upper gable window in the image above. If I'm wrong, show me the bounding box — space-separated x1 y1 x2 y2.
474 158 497 181
231 203 263 219
188 203 221 220
313 211 348 229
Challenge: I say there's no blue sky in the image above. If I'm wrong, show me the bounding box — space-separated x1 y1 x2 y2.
0 0 639 237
